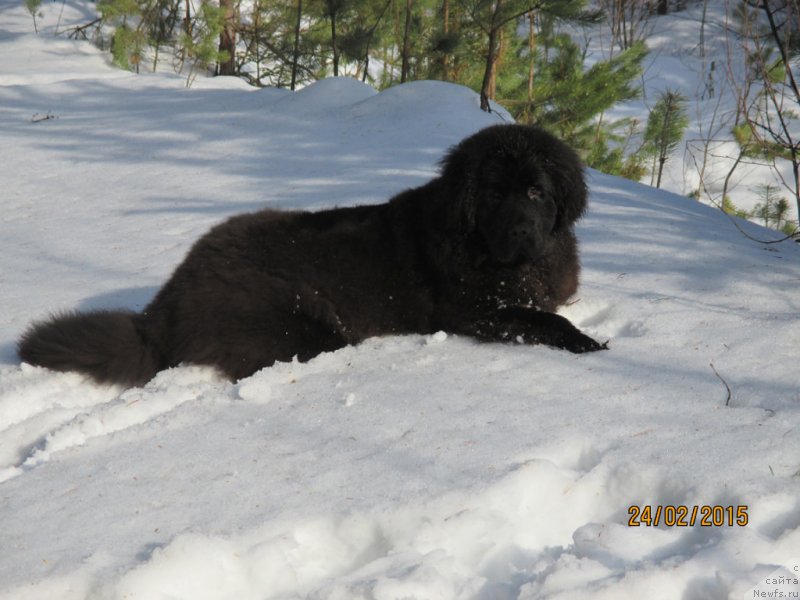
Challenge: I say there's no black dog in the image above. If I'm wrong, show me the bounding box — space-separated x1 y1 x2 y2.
18 124 605 387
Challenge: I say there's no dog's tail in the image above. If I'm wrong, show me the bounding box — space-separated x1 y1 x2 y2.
17 310 162 386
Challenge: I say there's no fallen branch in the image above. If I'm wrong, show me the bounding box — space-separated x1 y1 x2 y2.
710 362 732 407
65 17 101 40
31 112 57 123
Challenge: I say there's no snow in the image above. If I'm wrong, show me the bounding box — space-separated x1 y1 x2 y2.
2 2 800 599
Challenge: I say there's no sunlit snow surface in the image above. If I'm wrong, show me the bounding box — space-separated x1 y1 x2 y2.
1 2 800 599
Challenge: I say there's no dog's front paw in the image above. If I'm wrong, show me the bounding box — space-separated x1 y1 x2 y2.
563 331 608 354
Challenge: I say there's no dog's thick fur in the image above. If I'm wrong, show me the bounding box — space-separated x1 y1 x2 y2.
18 124 605 387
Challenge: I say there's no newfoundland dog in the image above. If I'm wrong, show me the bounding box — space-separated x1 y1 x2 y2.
18 124 605 387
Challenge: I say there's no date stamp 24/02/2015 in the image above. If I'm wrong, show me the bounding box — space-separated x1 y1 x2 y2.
627 504 749 527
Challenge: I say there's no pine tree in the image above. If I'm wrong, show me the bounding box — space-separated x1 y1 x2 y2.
504 20 646 175
97 0 147 71
721 195 749 220
307 0 402 81
753 184 790 230
25 0 43 34
454 0 593 112
642 89 689 188
336 0 393 83
236 0 327 88
178 0 230 86
731 0 800 226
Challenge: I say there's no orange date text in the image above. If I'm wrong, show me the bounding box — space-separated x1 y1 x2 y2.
627 504 748 527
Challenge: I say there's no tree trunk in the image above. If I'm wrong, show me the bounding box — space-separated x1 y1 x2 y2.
699 0 708 60
527 11 536 101
330 9 339 76
181 0 192 63
401 0 413 83
479 0 502 112
218 0 236 75
290 0 302 89
441 0 450 80
479 28 497 111
487 27 504 100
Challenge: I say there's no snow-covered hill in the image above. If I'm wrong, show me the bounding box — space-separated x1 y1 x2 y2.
1 2 800 599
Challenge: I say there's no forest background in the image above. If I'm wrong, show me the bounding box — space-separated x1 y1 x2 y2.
26 0 800 237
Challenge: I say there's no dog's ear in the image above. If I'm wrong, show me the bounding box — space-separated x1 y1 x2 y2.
544 154 587 231
438 140 481 234
527 129 587 231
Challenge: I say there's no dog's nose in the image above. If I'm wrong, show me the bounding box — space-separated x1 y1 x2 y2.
511 223 534 240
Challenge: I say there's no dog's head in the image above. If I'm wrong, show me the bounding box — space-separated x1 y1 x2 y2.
439 124 587 265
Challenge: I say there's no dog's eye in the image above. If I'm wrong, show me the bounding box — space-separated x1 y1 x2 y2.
527 186 541 200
